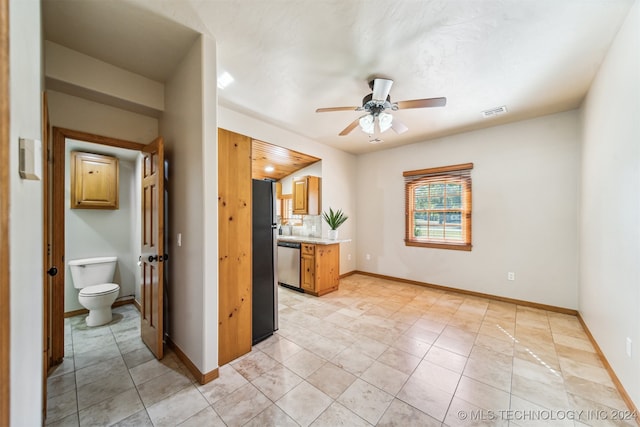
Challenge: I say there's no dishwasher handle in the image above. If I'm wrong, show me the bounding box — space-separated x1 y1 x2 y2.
277 241 301 249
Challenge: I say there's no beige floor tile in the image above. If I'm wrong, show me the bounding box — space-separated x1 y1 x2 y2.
558 356 614 387
348 335 389 359
397 373 454 421
45 412 79 427
128 357 176 385
46 389 78 425
136 369 193 407
259 336 303 362
434 326 476 356
509 395 574 427
49 278 638 427
411 360 462 395
76 371 134 410
230 349 281 381
423 345 468 373
75 355 127 388
122 346 155 369
378 398 441 427
474 332 515 356
177 406 226 427
463 356 512 392
306 362 357 399
377 346 421 375
146 385 209 427
311 402 372 427
73 343 122 370
445 396 509 427
197 363 248 404
455 375 511 412
244 404 299 427
337 379 394 425
78 388 143 427
276 381 333 426
360 361 409 395
331 346 375 376
110 409 153 427
282 348 326 378
47 372 76 399
564 375 629 411
567 392 637 427
391 334 431 357
252 364 303 401
511 373 569 410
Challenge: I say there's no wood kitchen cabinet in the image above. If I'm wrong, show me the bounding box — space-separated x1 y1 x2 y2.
292 175 321 215
70 151 119 209
300 243 340 296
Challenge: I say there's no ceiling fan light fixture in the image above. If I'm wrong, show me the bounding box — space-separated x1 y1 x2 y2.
378 112 393 133
359 115 375 134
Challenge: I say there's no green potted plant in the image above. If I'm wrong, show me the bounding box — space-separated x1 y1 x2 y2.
322 207 348 240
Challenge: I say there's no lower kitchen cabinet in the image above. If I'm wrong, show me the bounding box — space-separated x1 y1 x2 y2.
300 243 340 296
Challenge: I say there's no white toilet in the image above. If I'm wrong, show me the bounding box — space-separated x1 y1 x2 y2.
68 256 120 327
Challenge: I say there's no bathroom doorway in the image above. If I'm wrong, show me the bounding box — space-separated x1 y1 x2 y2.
43 128 166 372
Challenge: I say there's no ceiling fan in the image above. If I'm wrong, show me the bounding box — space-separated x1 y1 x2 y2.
316 77 446 137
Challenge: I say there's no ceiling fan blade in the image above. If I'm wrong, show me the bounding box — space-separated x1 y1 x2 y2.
391 118 408 134
316 106 359 113
339 116 366 136
372 78 393 101
396 97 447 109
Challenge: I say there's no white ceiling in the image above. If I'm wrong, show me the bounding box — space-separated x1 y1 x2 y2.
43 0 635 155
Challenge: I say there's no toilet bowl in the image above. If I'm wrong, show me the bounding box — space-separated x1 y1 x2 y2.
68 256 120 327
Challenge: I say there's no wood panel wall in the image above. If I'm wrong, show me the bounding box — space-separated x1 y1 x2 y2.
218 128 252 365
0 0 10 422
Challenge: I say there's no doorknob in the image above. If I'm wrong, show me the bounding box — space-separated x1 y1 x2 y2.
148 255 158 262
47 266 58 276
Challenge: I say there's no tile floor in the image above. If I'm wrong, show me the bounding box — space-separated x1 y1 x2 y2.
46 274 637 426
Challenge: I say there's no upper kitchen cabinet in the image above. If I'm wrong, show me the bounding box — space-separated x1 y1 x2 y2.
70 151 119 209
293 175 321 215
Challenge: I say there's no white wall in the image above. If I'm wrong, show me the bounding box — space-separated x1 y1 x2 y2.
160 35 219 373
579 0 640 408
356 111 581 309
64 141 140 312
9 0 43 425
219 107 358 274
47 90 158 144
45 41 164 114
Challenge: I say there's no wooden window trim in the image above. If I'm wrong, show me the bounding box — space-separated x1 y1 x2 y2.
404 163 473 251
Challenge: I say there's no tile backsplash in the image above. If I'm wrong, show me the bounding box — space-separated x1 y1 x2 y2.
280 215 322 237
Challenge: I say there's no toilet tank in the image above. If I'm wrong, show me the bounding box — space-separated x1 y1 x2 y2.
68 256 117 289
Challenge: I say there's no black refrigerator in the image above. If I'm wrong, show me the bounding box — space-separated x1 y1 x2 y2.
252 179 279 345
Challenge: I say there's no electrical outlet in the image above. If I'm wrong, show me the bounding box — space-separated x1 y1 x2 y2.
626 337 632 357
366 254 371 260
507 272 515 281
347 253 352 261
177 233 182 247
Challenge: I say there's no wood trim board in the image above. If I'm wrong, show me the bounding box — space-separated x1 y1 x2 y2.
0 0 10 422
166 337 219 385
353 270 578 315
577 314 640 426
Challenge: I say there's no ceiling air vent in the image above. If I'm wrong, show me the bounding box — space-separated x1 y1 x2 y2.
481 105 508 118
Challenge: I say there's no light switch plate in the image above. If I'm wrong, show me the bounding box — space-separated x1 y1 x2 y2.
19 138 42 180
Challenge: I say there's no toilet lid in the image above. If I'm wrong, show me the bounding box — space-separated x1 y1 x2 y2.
79 283 120 297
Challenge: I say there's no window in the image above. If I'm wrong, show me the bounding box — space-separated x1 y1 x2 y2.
404 163 473 251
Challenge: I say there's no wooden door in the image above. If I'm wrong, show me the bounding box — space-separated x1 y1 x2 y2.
141 137 164 359
292 178 307 214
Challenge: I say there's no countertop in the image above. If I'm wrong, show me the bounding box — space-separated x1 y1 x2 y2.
277 235 351 245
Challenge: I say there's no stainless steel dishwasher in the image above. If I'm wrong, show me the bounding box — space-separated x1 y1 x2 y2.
277 241 301 291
